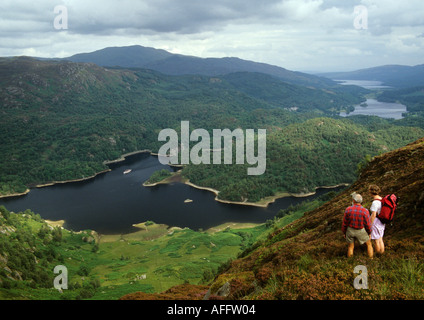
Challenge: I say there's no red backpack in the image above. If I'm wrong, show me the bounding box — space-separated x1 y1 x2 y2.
378 194 398 224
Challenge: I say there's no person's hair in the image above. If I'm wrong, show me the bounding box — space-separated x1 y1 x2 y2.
351 192 363 204
368 184 381 196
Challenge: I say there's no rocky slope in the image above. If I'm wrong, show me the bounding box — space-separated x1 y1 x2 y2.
121 137 424 300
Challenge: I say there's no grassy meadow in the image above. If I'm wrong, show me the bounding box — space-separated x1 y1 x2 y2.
0 206 268 300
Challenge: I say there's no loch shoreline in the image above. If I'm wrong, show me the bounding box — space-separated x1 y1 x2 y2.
1 148 349 211
0 149 153 200
143 170 349 208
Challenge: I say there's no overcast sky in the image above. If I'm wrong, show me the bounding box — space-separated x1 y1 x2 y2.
1 0 423 72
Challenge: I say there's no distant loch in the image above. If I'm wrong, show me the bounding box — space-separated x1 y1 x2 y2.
337 80 407 119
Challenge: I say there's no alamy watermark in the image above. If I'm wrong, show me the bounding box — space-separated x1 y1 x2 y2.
54 5 68 30
53 4 368 31
353 265 368 290
353 5 368 30
158 121 267 176
53 265 68 291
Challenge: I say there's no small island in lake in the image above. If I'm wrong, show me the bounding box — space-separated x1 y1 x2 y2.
142 169 174 186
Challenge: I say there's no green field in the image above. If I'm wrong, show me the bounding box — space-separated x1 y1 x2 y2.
0 205 270 300
1 191 333 300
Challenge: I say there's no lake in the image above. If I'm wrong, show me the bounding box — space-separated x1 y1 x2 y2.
339 98 407 120
0 153 344 235
336 79 392 90
337 80 407 119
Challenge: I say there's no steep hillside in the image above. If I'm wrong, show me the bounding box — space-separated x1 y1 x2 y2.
122 138 424 300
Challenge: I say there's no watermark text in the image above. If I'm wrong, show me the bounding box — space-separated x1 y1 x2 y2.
353 265 368 290
54 5 68 30
353 5 368 30
158 121 267 176
53 265 68 291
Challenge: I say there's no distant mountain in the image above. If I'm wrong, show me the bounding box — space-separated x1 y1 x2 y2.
64 45 336 88
320 64 424 88
66 45 173 69
143 54 336 88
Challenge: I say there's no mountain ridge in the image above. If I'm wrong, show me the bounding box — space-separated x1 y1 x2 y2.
63 45 337 88
66 45 174 68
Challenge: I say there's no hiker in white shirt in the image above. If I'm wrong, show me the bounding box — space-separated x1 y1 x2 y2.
368 184 385 254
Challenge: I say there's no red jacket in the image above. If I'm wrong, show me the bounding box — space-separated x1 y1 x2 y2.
342 204 371 235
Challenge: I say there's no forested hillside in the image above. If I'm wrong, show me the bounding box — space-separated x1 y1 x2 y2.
1 57 423 206
0 57 367 196
1 54 423 301
181 118 423 202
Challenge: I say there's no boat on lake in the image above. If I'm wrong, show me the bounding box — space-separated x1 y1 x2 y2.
123 169 132 174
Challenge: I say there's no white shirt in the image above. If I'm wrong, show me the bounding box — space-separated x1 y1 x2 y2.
370 200 382 215
370 199 385 239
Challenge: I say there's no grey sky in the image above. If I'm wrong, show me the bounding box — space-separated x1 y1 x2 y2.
0 0 423 72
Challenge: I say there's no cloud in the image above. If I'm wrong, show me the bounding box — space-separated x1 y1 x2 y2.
63 0 285 35
0 0 423 72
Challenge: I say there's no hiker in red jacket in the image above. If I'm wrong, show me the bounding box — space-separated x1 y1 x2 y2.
342 193 373 258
